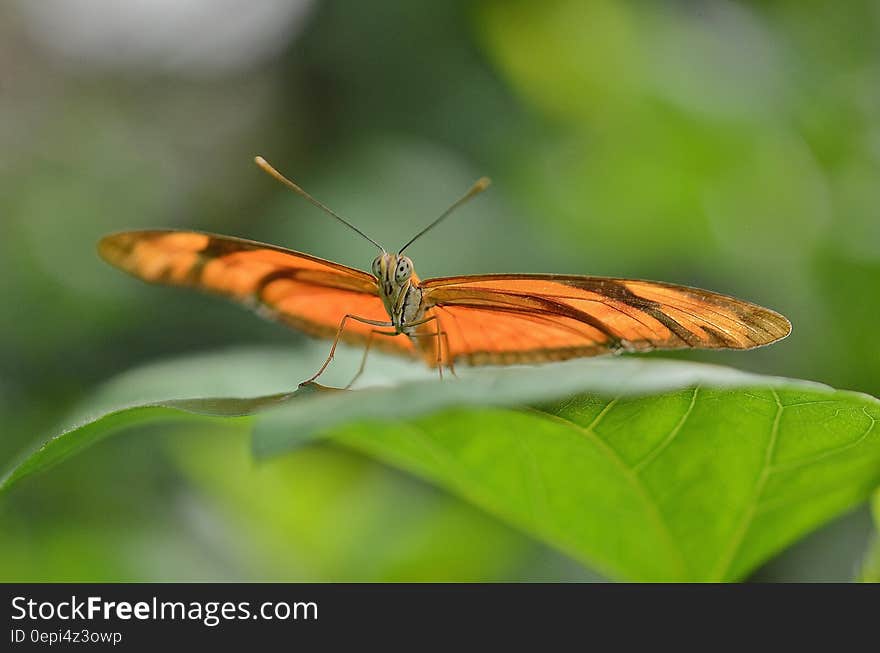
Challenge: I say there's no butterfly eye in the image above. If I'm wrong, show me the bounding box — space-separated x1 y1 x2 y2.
395 258 411 282
371 257 382 277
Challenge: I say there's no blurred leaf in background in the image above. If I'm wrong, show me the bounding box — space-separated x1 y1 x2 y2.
1 0 879 581
478 0 880 393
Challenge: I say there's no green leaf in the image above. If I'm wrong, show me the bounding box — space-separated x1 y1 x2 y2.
254 359 880 581
3 346 879 581
0 346 335 493
0 395 286 494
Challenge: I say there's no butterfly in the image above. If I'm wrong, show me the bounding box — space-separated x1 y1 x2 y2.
98 156 791 387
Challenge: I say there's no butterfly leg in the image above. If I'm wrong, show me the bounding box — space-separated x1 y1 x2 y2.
433 316 444 381
444 330 458 378
304 314 393 385
404 315 453 380
345 328 398 390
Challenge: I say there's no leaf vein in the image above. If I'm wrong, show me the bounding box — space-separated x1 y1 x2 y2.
710 389 783 580
767 406 877 474
633 386 700 474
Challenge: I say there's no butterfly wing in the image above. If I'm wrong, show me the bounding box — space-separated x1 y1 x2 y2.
419 274 791 366
98 230 415 358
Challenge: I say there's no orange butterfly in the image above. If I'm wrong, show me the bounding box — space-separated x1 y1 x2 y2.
98 157 791 387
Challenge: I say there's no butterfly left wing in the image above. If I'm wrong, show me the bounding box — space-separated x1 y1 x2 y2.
98 230 417 358
418 274 791 366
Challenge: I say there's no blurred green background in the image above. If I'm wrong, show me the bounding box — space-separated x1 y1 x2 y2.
1 0 878 581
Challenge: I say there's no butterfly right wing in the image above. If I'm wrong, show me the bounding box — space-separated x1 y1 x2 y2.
98 230 416 358
418 273 791 366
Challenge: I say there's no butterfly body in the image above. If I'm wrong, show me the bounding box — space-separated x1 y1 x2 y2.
371 252 424 335
364 251 441 367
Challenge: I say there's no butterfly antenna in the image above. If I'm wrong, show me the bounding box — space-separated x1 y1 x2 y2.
254 156 385 252
398 177 491 254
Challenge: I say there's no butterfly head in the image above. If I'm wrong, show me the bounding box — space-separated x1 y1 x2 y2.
372 252 423 328
372 253 416 296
